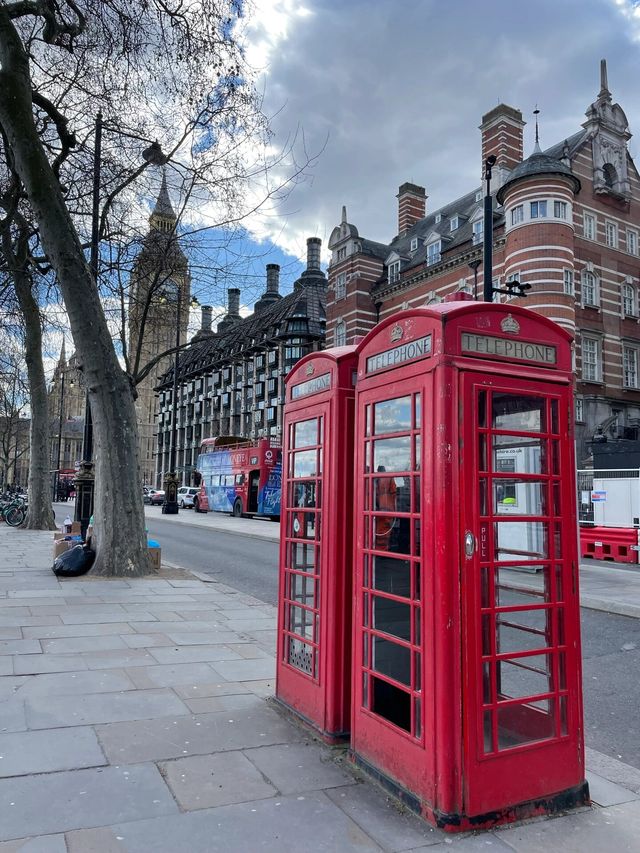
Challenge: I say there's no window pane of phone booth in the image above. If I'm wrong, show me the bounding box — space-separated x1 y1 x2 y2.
361 391 423 740
373 397 412 434
477 390 567 757
283 414 324 680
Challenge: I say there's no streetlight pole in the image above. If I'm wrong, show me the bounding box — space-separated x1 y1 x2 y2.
468 259 481 301
162 285 182 514
483 154 497 303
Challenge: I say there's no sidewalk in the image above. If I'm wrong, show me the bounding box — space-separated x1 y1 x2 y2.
1 527 640 851
144 504 280 543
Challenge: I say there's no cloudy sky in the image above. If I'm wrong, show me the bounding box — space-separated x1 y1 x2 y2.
236 0 640 279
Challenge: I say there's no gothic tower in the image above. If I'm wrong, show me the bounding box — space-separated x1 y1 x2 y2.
128 173 191 486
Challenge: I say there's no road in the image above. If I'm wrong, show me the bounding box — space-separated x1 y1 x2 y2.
57 505 640 772
145 514 280 605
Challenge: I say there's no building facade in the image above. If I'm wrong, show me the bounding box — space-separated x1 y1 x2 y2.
326 62 640 465
155 238 327 487
48 340 87 483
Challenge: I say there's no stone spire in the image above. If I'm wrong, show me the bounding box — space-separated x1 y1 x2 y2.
599 58 611 101
150 170 177 229
57 338 67 369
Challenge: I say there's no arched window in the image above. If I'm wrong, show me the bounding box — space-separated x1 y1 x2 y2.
603 163 617 190
582 271 598 307
622 282 636 316
335 320 346 347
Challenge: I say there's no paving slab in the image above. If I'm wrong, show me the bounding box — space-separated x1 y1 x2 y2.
148 644 243 664
585 770 640 807
172 681 251 699
0 727 106 777
120 633 172 648
492 799 640 851
326 783 445 851
0 640 41 656
0 698 27 732
21 623 133 639
0 764 178 842
245 742 355 794
96 704 305 763
67 789 382 852
211 657 275 681
12 654 86 675
80 648 158 669
41 635 128 654
162 630 243 645
25 687 189 729
184 693 264 714
10 669 134 699
160 750 277 810
0 835 67 852
0 658 12 676
124 662 221 689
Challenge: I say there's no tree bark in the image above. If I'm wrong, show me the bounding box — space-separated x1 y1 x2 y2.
0 10 150 575
10 263 56 530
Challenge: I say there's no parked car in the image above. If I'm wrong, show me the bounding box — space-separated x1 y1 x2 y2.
144 488 165 506
177 487 200 509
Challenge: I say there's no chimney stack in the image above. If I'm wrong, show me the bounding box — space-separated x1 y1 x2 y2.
397 183 426 236
266 263 280 294
306 237 321 271
201 305 212 332
228 287 240 316
479 105 525 188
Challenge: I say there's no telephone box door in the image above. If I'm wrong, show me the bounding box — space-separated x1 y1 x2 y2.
460 374 585 816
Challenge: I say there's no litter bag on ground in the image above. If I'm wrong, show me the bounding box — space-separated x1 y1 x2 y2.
52 544 96 577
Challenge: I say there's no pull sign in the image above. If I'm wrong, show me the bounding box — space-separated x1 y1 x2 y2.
464 531 476 558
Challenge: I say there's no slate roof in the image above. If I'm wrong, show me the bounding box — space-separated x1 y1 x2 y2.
496 144 581 204
157 275 327 389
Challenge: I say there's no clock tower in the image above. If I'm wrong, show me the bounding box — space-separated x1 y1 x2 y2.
128 173 191 486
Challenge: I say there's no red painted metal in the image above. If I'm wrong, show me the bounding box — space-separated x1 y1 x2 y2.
350 301 588 830
275 346 358 741
580 525 640 564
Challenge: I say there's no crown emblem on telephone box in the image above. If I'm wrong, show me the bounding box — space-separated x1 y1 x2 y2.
501 314 520 335
390 324 404 342
305 363 314 376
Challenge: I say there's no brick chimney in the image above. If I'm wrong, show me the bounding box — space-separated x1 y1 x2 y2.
479 105 525 188
228 287 240 316
306 237 321 270
201 305 212 332
397 183 426 235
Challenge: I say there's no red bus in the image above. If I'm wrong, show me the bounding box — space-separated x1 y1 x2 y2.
194 436 282 519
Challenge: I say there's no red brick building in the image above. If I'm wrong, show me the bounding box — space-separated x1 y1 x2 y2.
326 62 640 465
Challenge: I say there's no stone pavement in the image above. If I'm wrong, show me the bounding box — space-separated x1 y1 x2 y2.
1 527 640 851
143 503 280 543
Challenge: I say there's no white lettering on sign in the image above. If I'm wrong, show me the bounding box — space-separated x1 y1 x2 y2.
366 335 432 374
461 333 557 365
291 372 331 400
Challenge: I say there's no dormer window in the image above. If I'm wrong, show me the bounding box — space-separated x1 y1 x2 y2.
426 241 441 267
435 213 442 223
410 237 418 252
450 216 459 232
337 247 347 261
475 191 482 202
388 260 401 283
472 220 483 245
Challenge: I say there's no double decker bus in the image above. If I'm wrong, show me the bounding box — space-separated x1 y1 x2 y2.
194 436 282 519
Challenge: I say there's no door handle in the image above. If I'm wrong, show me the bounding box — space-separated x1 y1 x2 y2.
464 531 476 558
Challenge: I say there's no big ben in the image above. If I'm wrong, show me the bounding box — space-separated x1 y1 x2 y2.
128 173 191 486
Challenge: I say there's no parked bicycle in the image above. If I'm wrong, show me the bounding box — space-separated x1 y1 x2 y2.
0 493 27 527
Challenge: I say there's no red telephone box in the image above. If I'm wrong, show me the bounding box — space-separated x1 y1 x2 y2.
276 346 358 741
351 300 588 830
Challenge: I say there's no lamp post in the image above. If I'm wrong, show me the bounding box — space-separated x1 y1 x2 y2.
468 259 481 301
483 155 497 302
74 111 167 537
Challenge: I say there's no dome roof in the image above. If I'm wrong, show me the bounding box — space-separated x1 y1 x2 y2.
496 149 581 205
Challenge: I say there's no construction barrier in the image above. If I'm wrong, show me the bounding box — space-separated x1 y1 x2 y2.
580 526 640 564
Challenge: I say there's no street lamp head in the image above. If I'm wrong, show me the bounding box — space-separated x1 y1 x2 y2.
142 141 168 166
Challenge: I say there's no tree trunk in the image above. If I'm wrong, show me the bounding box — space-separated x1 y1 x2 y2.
11 265 56 530
0 11 150 576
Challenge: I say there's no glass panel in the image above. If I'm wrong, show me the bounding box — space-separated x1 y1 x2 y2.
373 596 411 641
371 676 411 732
479 434 487 471
497 653 552 700
289 605 314 641
415 395 421 429
551 441 560 475
558 652 567 690
413 608 421 646
413 652 421 691
413 477 421 513
414 696 422 739
497 702 555 750
373 636 411 686
373 516 411 554
483 662 492 703
555 564 564 601
493 437 546 474
496 609 553 654
363 633 369 667
493 480 546 515
373 437 412 472
495 521 547 561
290 542 316 573
287 636 314 676
552 482 561 517
293 418 318 448
484 711 494 752
365 404 371 438
293 449 317 477
492 394 546 432
373 477 400 512
480 479 488 516
550 400 559 434
292 480 318 508
291 511 317 540
495 567 551 606
414 435 421 470
478 390 487 427
482 614 493 656
481 567 491 608
372 556 411 597
413 562 421 601
290 574 316 608
560 696 568 736
373 396 412 435
414 520 421 557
